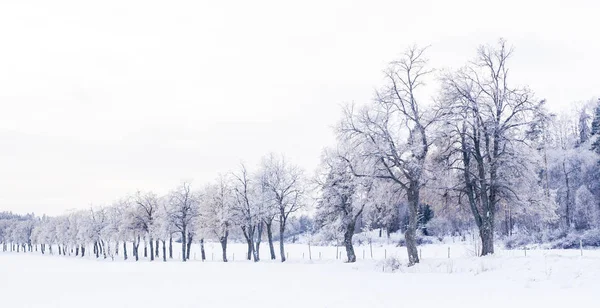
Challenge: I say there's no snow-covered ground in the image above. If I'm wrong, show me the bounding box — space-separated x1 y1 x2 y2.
1 241 598 308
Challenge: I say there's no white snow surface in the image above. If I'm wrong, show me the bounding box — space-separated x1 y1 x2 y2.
1 242 598 308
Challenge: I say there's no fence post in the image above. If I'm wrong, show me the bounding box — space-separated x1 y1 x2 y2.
319 252 321 260
362 249 365 259
384 249 387 259
447 247 450 259
419 249 422 260
524 247 526 257
580 239 583 256
287 252 289 260
370 242 373 259
233 253 235 261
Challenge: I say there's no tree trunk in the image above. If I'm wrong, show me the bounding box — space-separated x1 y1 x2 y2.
220 232 228 262
81 245 85 257
169 235 173 259
265 220 276 260
101 240 107 259
149 237 154 261
279 218 286 262
480 216 495 256
181 230 187 262
186 232 193 261
199 238 206 261
405 183 420 266
254 222 263 262
155 239 159 257
123 241 128 261
344 222 357 262
162 240 166 262
242 227 254 261
76 247 79 256
134 235 140 261
144 240 147 258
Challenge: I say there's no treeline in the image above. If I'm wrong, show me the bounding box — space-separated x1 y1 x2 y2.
1 39 599 265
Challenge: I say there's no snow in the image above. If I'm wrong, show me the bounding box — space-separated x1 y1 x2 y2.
1 242 598 308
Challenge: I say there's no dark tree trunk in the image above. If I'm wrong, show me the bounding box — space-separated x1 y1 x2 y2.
155 239 159 257
405 183 420 266
220 231 228 262
279 218 286 262
241 226 254 261
181 228 187 262
144 240 147 258
169 235 173 259
200 238 206 261
265 220 276 260
134 235 140 261
123 242 127 260
149 237 154 261
255 222 263 262
162 240 167 262
81 245 85 257
186 232 193 261
101 240 107 259
76 247 79 256
344 222 357 263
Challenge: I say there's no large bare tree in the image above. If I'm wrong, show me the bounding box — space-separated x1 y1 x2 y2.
339 46 436 265
439 39 543 255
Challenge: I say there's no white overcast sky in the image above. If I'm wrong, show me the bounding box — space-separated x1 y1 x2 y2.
1 0 598 215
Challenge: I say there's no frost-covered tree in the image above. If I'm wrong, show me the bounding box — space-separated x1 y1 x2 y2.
439 39 550 255
232 163 261 262
315 149 372 262
167 182 200 262
133 191 160 261
261 153 306 262
338 46 437 265
201 175 235 262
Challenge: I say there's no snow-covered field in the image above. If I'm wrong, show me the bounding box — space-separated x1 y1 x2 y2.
1 242 598 308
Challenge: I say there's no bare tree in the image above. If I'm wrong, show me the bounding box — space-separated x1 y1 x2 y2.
439 39 543 255
133 191 160 261
232 164 260 262
201 174 235 262
339 46 436 265
168 182 199 262
256 171 278 260
261 154 305 262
